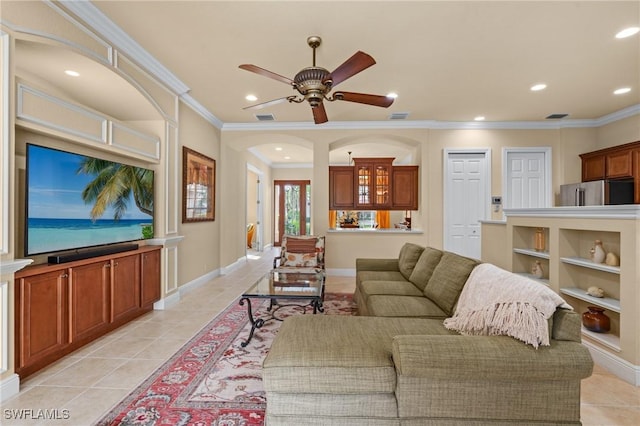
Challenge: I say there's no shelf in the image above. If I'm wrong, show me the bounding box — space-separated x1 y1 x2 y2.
514 272 550 287
559 287 620 313
581 327 621 352
513 248 550 259
560 256 620 274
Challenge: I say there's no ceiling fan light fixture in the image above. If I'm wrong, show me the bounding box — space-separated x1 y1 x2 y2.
386 92 398 99
239 36 391 124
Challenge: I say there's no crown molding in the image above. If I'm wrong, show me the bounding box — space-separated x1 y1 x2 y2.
58 0 190 96
221 106 640 132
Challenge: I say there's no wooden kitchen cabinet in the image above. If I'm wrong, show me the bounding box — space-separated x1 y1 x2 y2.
392 166 419 210
580 141 640 182
581 152 606 181
70 260 111 342
111 253 141 323
329 166 355 209
141 248 161 307
328 158 419 210
16 269 69 375
15 245 162 377
353 158 393 209
606 149 633 179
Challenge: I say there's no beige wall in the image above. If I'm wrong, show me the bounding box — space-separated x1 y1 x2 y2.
596 115 640 149
177 103 221 285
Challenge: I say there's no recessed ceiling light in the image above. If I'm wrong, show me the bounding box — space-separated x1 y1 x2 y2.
386 92 398 99
245 94 257 101
284 156 291 160
275 147 283 151
615 27 640 39
474 116 485 121
614 87 631 95
64 70 80 77
530 83 547 91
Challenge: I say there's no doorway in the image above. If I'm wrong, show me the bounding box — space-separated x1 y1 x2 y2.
246 165 263 252
443 149 491 259
502 147 552 211
274 180 311 246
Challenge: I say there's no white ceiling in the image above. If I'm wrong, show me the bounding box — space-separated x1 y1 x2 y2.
10 1 640 165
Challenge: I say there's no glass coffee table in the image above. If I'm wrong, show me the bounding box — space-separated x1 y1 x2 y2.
239 269 325 347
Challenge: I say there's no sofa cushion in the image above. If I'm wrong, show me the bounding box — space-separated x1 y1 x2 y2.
263 315 453 394
409 247 444 291
398 243 425 280
423 252 479 315
367 295 449 318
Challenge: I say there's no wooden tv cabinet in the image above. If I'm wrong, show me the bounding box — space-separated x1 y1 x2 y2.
14 245 162 378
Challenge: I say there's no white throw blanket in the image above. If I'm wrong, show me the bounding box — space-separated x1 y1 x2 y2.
443 263 572 348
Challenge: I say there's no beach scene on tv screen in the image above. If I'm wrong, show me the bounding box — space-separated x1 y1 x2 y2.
26 145 154 255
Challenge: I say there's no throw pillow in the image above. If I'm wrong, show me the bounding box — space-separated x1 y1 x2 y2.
423 252 479 315
409 247 444 291
284 252 318 267
285 237 318 253
398 243 425 280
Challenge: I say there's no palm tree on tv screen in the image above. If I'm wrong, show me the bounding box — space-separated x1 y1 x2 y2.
78 157 153 221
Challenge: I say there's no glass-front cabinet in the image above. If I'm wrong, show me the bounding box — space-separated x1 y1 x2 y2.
354 157 393 209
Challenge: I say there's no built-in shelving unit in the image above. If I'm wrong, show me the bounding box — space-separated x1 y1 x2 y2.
498 206 640 386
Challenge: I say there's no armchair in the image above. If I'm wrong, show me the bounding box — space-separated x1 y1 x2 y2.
274 234 325 273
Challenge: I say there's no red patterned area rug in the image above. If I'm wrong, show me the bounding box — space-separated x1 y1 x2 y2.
97 293 356 426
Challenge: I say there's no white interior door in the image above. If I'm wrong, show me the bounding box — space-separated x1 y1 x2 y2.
444 150 491 259
503 148 551 210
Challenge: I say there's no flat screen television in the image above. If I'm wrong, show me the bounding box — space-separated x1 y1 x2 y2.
25 143 154 256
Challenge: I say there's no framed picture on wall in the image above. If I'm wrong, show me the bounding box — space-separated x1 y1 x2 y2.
182 147 215 222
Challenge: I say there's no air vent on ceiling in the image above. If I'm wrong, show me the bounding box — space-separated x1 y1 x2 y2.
255 113 275 121
389 112 410 120
545 113 569 119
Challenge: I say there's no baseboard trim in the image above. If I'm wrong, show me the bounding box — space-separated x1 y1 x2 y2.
583 340 640 386
0 373 20 402
153 268 221 310
221 257 246 275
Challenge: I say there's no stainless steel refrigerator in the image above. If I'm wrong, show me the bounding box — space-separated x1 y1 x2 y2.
559 180 634 206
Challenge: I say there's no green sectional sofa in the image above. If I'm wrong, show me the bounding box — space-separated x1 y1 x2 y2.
262 243 594 425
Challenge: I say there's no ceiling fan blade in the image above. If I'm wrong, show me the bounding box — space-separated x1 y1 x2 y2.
312 103 328 124
334 91 394 108
324 51 376 88
239 64 294 85
243 96 290 110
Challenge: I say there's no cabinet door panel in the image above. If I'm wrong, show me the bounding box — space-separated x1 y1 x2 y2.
17 270 68 368
392 166 418 210
329 167 355 209
141 249 161 306
581 154 605 181
111 254 140 321
606 150 633 179
70 261 110 341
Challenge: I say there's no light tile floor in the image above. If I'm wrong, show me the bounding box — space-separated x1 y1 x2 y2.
2 248 638 425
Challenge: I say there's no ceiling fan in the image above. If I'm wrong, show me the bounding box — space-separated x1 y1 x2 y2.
239 36 394 124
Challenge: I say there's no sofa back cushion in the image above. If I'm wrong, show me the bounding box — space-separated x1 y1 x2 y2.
409 247 444 291
423 252 480 315
398 243 425 280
